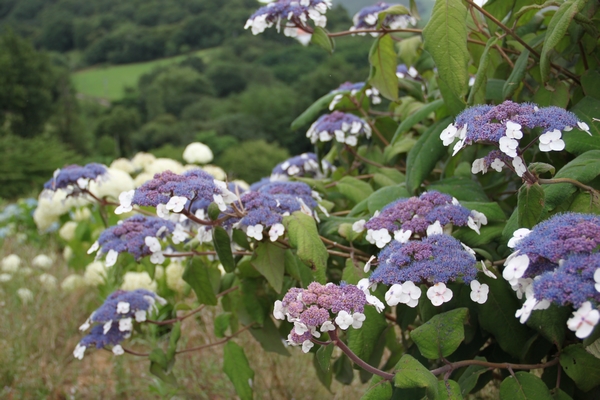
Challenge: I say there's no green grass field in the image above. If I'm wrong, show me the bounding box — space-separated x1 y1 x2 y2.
72 49 216 101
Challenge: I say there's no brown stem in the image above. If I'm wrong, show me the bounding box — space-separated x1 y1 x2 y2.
327 28 422 37
345 145 386 168
320 235 369 256
539 178 598 195
176 324 253 354
430 357 559 376
351 98 390 146
330 329 395 380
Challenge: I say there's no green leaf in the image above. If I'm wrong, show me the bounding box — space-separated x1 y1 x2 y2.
284 250 314 288
251 242 285 294
337 176 374 204
316 343 334 374
248 316 290 356
223 342 254 400
457 359 488 397
580 70 600 100
283 211 328 283
311 26 335 54
500 372 553 400
503 50 530 100
368 34 398 101
232 229 251 251
468 37 498 106
406 117 453 193
423 0 469 101
166 321 181 361
207 202 221 221
427 177 489 202
540 0 587 82
410 308 468 359
314 351 333 390
240 278 268 325
460 201 506 222
290 92 337 130
543 150 600 211
391 99 445 144
377 4 410 23
393 354 439 399
348 307 388 362
367 184 411 214
559 344 600 392
453 224 504 248
362 376 393 400
149 348 177 385
342 258 365 285
183 258 217 306
333 354 354 385
529 162 556 177
214 313 232 338
213 226 235 273
526 304 571 346
566 96 600 154
437 379 463 399
533 80 570 108
569 191 600 214
384 137 418 161
518 183 545 229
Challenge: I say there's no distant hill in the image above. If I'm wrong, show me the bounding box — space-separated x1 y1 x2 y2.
334 0 434 20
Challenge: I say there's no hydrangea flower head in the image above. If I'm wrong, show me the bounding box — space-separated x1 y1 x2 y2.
244 0 331 37
44 163 107 194
271 153 333 180
306 111 371 146
329 82 382 109
350 2 416 36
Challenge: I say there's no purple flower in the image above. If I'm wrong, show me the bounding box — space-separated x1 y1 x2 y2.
43 163 107 193
351 2 416 34
306 111 371 146
271 153 333 180
329 82 381 109
258 181 317 209
245 0 331 37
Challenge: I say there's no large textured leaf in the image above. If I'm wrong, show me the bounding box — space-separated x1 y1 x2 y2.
213 226 235 273
362 375 393 400
367 184 411 214
391 99 444 143
410 308 468 359
560 344 600 392
566 96 600 154
517 183 545 229
311 26 334 54
468 37 498 105
423 0 469 102
526 304 571 347
223 342 254 400
251 242 285 293
337 176 374 204
249 316 290 356
457 358 488 397
406 117 452 193
427 177 489 202
283 212 328 283
540 0 587 82
368 34 398 101
503 49 530 100
348 307 388 362
437 379 463 400
183 258 217 305
499 372 553 400
290 92 336 130
460 201 506 222
393 354 439 398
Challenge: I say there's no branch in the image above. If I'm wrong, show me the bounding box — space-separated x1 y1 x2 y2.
327 28 422 37
430 357 560 376
330 329 395 380
539 178 599 196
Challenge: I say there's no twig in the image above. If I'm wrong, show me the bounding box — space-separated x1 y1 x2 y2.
429 357 559 376
330 329 395 380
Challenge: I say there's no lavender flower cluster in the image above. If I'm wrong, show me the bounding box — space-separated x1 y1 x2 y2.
74 289 167 359
90 215 175 266
43 163 107 194
271 153 333 180
355 191 487 248
329 82 382 110
244 0 331 37
306 111 372 146
350 2 417 36
441 101 591 177
274 282 378 352
503 213 600 338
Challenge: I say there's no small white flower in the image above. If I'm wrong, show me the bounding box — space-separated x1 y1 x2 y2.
105 249 118 267
156 203 170 219
370 228 392 248
73 344 86 360
103 320 112 335
32 254 53 269
345 135 358 146
0 273 11 282
481 261 497 279
508 228 531 248
119 318 133 332
269 223 285 242
352 312 366 329
539 129 565 152
452 138 466 156
247 224 264 241
399 281 422 308
357 278 371 294
385 284 404 306
427 283 453 306
505 121 523 139
166 196 187 213
363 255 376 273
294 321 309 335
112 345 125 356
183 142 214 164
502 252 529 282
17 288 34 304
1 254 21 273
467 211 487 234
335 310 354 330
499 136 519 158
117 301 130 314
115 190 135 215
512 157 527 177
426 221 443 236
511 278 533 299
87 241 100 255
135 310 147 322
320 321 335 332
471 158 487 174
515 297 537 323
273 300 286 320
352 219 366 233
172 224 189 245
302 340 314 353
595 268 600 292
567 302 600 339
469 280 489 304
150 252 165 265
490 158 505 172
366 294 384 312
577 121 591 135
145 236 162 253
213 194 227 211
394 229 412 243
79 318 91 331
440 124 458 146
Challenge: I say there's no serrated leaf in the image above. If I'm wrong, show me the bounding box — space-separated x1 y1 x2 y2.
540 0 587 83
529 162 556 177
500 372 553 400
362 376 393 400
427 177 488 202
368 34 398 101
183 258 217 306
213 226 235 273
437 379 462 399
316 343 334 373
284 250 314 288
337 176 374 204
560 344 600 392
410 308 468 359
223 342 254 400
526 304 571 346
391 99 444 144
533 80 570 108
214 313 232 338
518 183 545 229
348 307 388 362
393 354 439 398
311 26 335 54
251 242 285 293
283 211 328 283
406 117 453 193
291 92 337 130
457 358 488 397
423 0 469 101
367 184 411 214
468 37 498 106
569 191 600 214
314 351 333 390
503 49 530 100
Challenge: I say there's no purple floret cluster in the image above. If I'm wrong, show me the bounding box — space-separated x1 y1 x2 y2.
306 111 371 146
350 2 416 33
132 170 216 208
97 215 175 260
329 82 381 109
271 153 333 180
74 289 167 359
244 0 331 37
43 163 107 192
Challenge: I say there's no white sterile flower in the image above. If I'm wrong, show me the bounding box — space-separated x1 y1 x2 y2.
87 241 99 255
471 158 487 174
363 255 376 273
145 236 162 253
352 312 366 329
503 252 529 282
213 193 226 212
469 280 489 304
490 158 505 172
394 229 412 243
499 136 519 158
505 121 523 139
539 129 565 152
59 221 77 241
1 254 21 273
112 345 125 356
595 268 600 292
73 344 86 360
61 274 86 291
79 318 91 331
84 261 107 286
467 211 487 234
247 224 264 241
335 310 355 330
371 228 392 248
302 340 314 353
329 94 343 110
481 261 497 279
273 300 286 320
39 273 58 290
508 228 531 248
32 254 53 269
269 223 285 242
196 227 213 244
105 249 119 267
172 224 189 245
89 168 135 200
0 273 11 282
320 321 335 332
121 271 157 292
334 129 345 143
17 288 33 304
352 219 366 233
294 321 309 335
119 318 133 332
117 301 130 314
150 251 165 265
183 142 214 164
357 278 371 294
166 196 187 213
512 157 527 177
577 121 591 135
515 296 538 323
511 278 533 299
103 320 112 335
440 124 458 146
400 281 422 308
426 221 443 237
345 135 358 146
452 138 466 156
427 283 453 306
115 190 135 215
567 302 600 339
385 284 404 306
166 261 187 292
132 309 146 323
367 295 384 312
